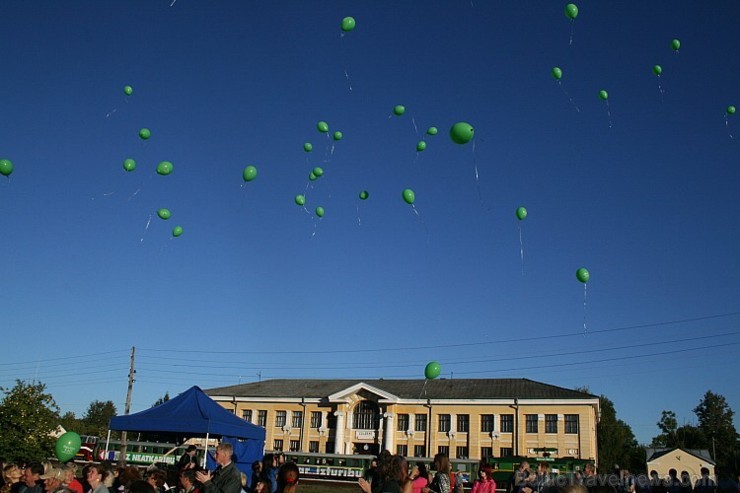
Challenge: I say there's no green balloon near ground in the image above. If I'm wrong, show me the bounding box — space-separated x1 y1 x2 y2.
552 67 563 80
359 190 369 200
427 126 438 136
172 226 183 237
317 121 329 133
393 105 406 116
315 206 325 218
449 122 474 144
139 128 151 140
157 208 171 220
727 106 736 115
156 161 173 176
243 165 258 182
424 361 441 380
309 171 317 181
416 141 427 152
653 65 663 76
341 16 356 32
516 206 527 221
295 194 306 206
55 432 81 462
123 85 133 96
598 89 608 100
402 188 415 205
0 158 14 177
333 131 343 141
122 158 136 172
312 166 324 177
671 39 681 51
303 142 313 152
576 267 590 283
565 3 578 20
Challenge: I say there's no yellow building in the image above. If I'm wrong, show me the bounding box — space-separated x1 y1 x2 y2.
206 378 599 463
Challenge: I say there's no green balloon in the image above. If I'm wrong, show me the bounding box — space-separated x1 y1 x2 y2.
552 66 563 80
359 190 369 200
123 85 134 96
727 105 736 116
402 188 415 205
565 3 578 20
312 166 324 177
333 131 343 141
671 39 681 51
424 361 441 380
0 158 14 177
303 142 313 152
341 16 356 32
157 208 171 220
295 194 306 206
598 89 608 100
317 121 329 133
315 206 325 218
309 171 318 181
576 267 590 283
243 165 258 182
449 122 474 144
516 206 527 221
416 141 427 152
55 432 82 462
393 105 406 116
427 126 438 136
172 226 183 237
122 158 136 172
653 65 663 76
156 161 173 176
139 128 151 140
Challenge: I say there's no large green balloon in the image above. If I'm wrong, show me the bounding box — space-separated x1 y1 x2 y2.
449 122 474 144
576 267 590 283
402 188 415 205
424 361 441 380
516 206 527 221
295 194 306 206
598 89 609 101
333 131 343 141
653 65 663 76
157 208 171 220
315 206 325 218
393 105 405 116
139 128 151 140
0 158 14 177
309 171 318 181
426 126 438 136
123 158 136 172
359 190 369 200
341 16 356 32
172 226 183 237
727 105 736 116
303 142 313 152
317 121 329 133
671 39 681 51
312 166 324 177
156 161 173 176
123 85 134 96
565 3 578 20
55 432 81 462
243 165 258 182
416 141 427 152
552 67 563 80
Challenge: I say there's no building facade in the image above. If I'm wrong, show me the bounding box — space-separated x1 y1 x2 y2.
206 378 599 464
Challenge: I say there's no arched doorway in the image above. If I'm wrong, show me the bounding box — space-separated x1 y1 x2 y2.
352 400 381 455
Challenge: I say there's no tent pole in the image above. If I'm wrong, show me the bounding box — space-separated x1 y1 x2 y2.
203 432 210 468
104 429 112 459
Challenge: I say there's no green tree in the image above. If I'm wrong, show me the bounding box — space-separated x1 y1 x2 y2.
653 410 679 447
597 395 643 472
58 410 80 434
0 380 59 462
153 392 170 407
81 400 117 437
693 390 738 471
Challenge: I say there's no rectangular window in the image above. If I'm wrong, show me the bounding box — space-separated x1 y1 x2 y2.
456 446 469 459
481 414 495 432
242 410 252 422
397 445 408 456
397 414 409 431
480 447 493 459
273 439 283 451
439 414 451 432
289 440 300 452
545 414 558 434
500 447 513 457
311 411 322 428
438 446 449 456
526 414 538 433
457 414 469 433
292 411 303 428
415 414 427 432
500 414 513 433
276 410 287 427
258 410 267 427
565 414 579 434
309 441 319 453
325 442 335 454
413 445 426 457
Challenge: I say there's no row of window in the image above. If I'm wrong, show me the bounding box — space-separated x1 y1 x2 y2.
245 410 579 434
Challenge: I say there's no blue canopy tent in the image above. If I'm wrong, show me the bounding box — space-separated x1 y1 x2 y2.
108 386 265 480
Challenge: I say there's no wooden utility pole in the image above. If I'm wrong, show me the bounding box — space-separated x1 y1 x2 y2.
119 346 136 465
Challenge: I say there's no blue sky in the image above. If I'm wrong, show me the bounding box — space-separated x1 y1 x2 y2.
1 1 738 446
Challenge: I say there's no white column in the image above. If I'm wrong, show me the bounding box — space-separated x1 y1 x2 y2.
450 414 457 434
408 414 415 432
384 413 395 453
334 411 346 454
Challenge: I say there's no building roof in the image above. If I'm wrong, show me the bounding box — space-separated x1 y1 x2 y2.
646 447 715 464
205 378 596 401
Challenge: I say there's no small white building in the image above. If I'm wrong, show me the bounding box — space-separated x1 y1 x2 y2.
645 447 715 481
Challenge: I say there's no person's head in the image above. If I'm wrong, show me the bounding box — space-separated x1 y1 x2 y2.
42 468 66 492
87 465 109 487
186 446 197 457
479 464 493 481
585 464 595 476
383 455 407 483
411 462 428 480
145 469 166 490
118 467 141 488
126 480 156 493
215 443 234 467
25 462 44 487
3 464 22 484
254 479 271 493
276 462 299 492
520 461 530 472
433 453 450 474
559 485 588 493
537 463 550 475
180 470 195 490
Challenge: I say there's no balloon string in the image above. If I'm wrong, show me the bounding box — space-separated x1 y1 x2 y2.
356 203 362 226
725 114 735 140
411 205 431 243
139 214 152 244
105 108 118 118
169 0 177 6
411 116 419 137
339 33 353 92
558 81 581 113
518 225 525 275
582 283 588 335
605 100 613 129
472 140 484 207
417 379 429 401
657 76 665 103
569 20 575 46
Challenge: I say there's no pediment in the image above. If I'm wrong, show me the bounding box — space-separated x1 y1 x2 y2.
327 382 399 403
